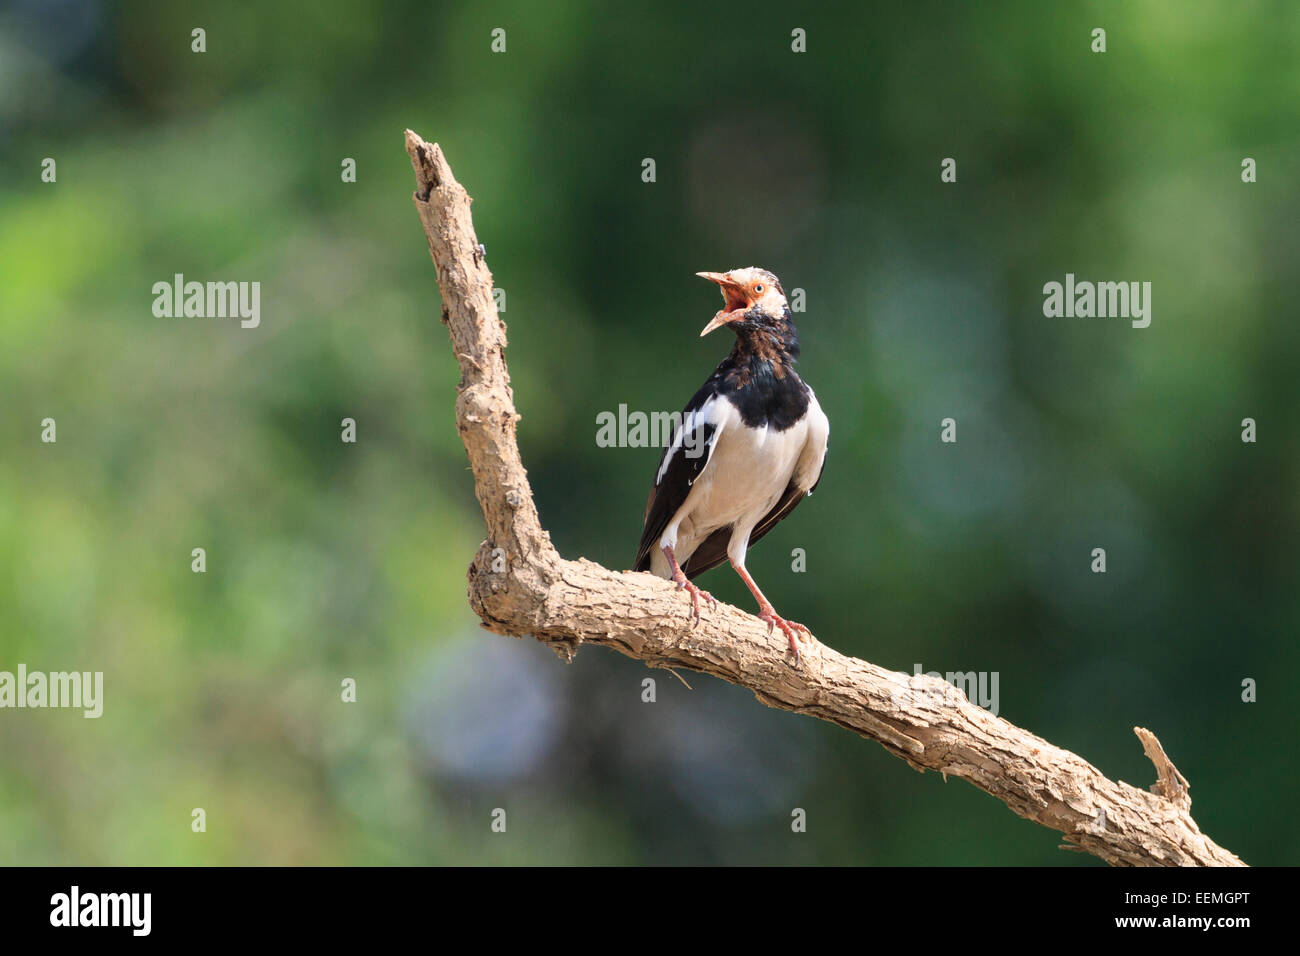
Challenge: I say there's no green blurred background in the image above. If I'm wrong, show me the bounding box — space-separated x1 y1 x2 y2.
1 0 1297 865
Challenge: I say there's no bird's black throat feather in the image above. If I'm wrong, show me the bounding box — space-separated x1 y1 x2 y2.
714 305 808 431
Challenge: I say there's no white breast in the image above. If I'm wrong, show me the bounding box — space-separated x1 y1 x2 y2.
658 389 828 568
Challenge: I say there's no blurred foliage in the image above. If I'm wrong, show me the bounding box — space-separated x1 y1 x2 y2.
1 0 1297 865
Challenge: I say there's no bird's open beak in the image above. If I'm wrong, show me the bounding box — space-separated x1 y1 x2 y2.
696 271 749 336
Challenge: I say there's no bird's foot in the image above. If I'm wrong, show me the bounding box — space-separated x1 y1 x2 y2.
674 577 717 627
757 604 812 663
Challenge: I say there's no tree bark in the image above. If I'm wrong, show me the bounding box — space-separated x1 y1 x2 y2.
404 129 1245 867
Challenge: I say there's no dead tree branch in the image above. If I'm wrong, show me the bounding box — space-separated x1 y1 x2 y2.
404 129 1244 867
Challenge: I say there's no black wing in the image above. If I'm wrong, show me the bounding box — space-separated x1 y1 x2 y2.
680 450 826 580
633 389 728 572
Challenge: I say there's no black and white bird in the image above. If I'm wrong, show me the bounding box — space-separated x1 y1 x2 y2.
634 267 829 661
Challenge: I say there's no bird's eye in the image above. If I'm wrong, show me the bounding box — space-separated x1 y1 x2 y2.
753 284 764 294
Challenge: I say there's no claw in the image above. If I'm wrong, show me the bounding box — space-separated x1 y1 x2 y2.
757 605 812 664
661 545 716 627
675 578 715 626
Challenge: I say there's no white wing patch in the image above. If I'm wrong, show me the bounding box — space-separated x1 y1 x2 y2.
656 394 728 486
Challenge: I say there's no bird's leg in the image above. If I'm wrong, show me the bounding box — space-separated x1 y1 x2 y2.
662 544 717 627
730 561 812 662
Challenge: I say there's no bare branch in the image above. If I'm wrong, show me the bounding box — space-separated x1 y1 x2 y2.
1136 726 1192 810
404 129 1245 867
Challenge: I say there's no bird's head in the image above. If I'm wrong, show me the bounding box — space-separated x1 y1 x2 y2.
695 267 790 337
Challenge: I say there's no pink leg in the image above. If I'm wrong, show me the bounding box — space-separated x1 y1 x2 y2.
662 544 717 627
730 561 812 662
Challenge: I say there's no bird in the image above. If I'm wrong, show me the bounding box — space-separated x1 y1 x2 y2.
634 267 829 662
